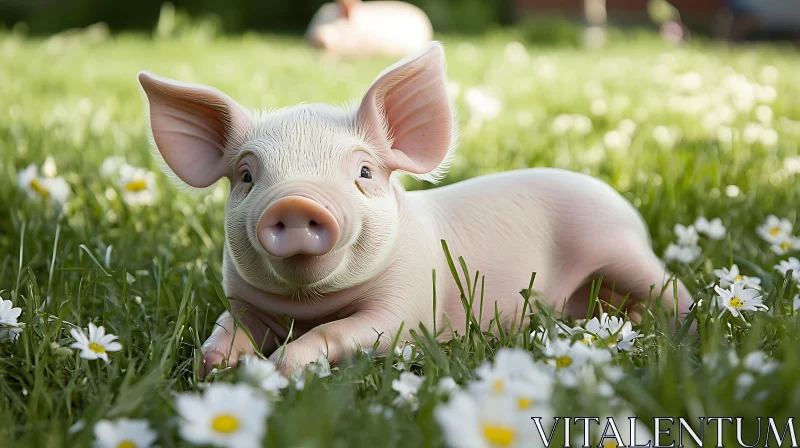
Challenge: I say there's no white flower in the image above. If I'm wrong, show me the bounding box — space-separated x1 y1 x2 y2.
69 323 122 362
464 87 501 126
603 130 631 151
770 234 800 255
392 372 425 409
118 164 157 206
437 377 458 396
742 351 779 375
92 419 156 448
618 118 637 136
755 105 773 124
793 294 799 311
176 383 270 448
572 114 593 135
664 243 701 264
551 114 574 136
714 283 768 319
293 353 332 390
757 215 793 243
653 125 676 149
714 265 761 290
735 372 755 399
240 356 289 396
100 156 127 178
674 224 700 246
17 164 71 205
394 342 422 370
42 156 58 177
0 298 23 342
473 348 553 405
546 339 610 387
436 388 549 448
774 257 800 282
694 217 726 240
579 314 640 352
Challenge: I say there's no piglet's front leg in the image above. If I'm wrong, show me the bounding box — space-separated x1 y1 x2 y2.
268 310 401 376
201 301 271 377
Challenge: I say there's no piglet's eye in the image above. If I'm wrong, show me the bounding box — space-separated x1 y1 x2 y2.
242 171 253 183
360 166 372 179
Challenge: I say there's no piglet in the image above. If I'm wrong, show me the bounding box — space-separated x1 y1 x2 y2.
137 42 693 377
305 0 433 57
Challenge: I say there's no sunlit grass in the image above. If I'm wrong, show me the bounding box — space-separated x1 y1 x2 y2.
1 26 800 447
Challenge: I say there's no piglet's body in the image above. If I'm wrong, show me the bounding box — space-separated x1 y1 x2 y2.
306 0 432 57
138 43 692 376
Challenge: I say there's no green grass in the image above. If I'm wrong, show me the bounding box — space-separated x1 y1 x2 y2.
1 26 800 447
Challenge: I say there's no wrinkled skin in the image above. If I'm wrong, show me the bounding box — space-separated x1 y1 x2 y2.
306 0 432 57
138 42 693 377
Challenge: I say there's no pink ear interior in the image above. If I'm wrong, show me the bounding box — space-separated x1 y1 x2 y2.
356 42 453 175
138 72 250 188
337 0 359 18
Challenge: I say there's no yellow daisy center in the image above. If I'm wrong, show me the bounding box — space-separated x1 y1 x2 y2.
729 297 744 308
88 342 106 354
556 355 573 368
581 336 595 345
492 379 504 393
124 179 148 192
211 414 240 434
769 227 781 237
482 424 515 446
117 441 137 448
30 178 50 198
780 241 791 250
735 275 743 281
517 397 533 409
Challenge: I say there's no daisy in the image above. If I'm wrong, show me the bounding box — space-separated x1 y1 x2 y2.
770 235 800 256
757 215 793 243
393 342 422 370
392 372 425 409
714 265 762 290
714 283 768 319
472 348 553 406
664 243 701 264
17 164 71 205
464 87 501 129
674 224 699 246
606 318 641 352
546 339 610 387
69 323 122 362
694 217 726 240
239 356 289 397
100 156 127 178
742 351 779 375
293 353 332 390
93 419 156 448
774 257 800 282
0 298 24 342
437 377 458 396
176 383 270 448
435 388 550 448
119 164 157 206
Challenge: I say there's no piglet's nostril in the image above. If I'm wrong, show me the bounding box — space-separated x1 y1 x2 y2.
257 196 340 258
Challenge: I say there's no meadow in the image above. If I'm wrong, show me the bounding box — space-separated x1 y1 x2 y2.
1 22 800 448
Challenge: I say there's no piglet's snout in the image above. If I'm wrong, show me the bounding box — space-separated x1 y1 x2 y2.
257 196 339 257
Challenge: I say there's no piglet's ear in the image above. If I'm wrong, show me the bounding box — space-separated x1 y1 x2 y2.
356 42 454 176
337 0 359 18
138 72 250 188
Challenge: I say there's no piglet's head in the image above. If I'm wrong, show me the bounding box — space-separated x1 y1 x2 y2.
139 42 454 297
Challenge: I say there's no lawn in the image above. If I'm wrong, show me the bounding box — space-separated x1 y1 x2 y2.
1 24 800 448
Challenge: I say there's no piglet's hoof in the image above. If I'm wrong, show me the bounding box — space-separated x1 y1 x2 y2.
201 351 230 379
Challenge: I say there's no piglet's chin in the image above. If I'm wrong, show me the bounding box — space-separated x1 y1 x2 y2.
267 250 347 291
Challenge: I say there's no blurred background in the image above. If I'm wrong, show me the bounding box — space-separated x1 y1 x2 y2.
1 0 799 41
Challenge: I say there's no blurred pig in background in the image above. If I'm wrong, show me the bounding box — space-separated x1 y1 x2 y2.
306 0 433 57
